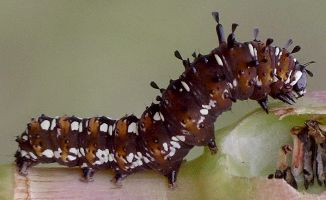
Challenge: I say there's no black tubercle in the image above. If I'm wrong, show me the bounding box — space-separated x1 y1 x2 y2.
291 45 301 54
253 28 259 41
258 98 269 114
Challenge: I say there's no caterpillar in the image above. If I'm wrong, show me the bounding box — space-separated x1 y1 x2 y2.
269 120 326 189
15 12 314 188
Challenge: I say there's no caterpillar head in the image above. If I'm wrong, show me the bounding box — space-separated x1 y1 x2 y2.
292 63 314 97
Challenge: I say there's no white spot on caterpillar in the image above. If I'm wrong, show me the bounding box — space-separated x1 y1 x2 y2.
69 148 78 155
197 116 205 129
79 148 85 156
96 149 109 164
284 70 293 84
136 159 143 166
275 47 280 56
21 150 27 157
104 149 110 162
100 123 108 132
50 119 56 130
163 143 168 151
181 81 190 92
108 153 114 162
214 54 223 66
57 128 61 136
108 125 113 136
153 112 161 121
232 79 238 87
71 121 79 131
159 112 164 121
272 68 278 82
94 160 102 165
170 141 181 149
42 149 54 158
81 163 88 168
200 109 209 115
22 135 28 141
143 156 150 163
293 58 297 63
299 89 306 95
68 155 76 161
254 48 258 58
248 43 255 57
176 135 185 142
202 105 210 109
29 152 37 160
41 120 50 130
168 147 176 157
78 122 83 132
227 82 233 89
256 79 263 86
85 120 89 128
136 152 142 158
192 67 197 73
126 153 134 163
54 148 62 159
209 100 217 108
127 122 138 134
290 71 303 86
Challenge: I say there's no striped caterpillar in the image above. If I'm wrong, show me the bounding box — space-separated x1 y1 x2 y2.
15 12 314 188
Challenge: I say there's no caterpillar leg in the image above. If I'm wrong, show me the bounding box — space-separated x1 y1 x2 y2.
111 172 128 187
207 139 218 154
80 167 96 182
16 160 34 176
165 170 178 189
15 150 37 176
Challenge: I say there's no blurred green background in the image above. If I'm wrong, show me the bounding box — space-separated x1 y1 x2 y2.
0 0 325 164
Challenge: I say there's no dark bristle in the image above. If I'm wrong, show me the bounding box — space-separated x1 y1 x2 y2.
266 38 273 46
302 61 316 67
291 45 301 54
192 52 197 58
150 81 160 89
305 69 314 77
253 28 259 41
211 12 219 23
174 50 183 60
231 23 238 33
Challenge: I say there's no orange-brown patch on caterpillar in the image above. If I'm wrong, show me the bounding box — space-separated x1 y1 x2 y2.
57 117 71 162
115 119 128 138
227 45 256 99
251 42 274 99
115 146 128 171
208 81 232 110
85 118 100 164
88 118 100 135
140 112 153 134
147 143 165 164
28 119 43 156
86 145 97 164
276 49 293 82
